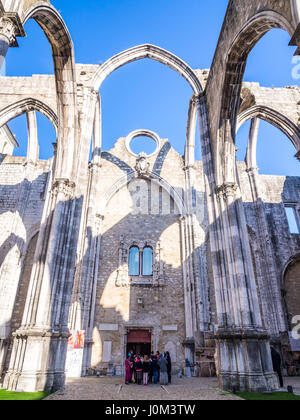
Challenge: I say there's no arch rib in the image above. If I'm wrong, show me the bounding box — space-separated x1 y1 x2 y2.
91 44 203 95
237 105 300 150
0 97 58 130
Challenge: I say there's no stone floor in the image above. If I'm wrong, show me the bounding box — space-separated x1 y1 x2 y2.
45 377 242 400
44 375 300 401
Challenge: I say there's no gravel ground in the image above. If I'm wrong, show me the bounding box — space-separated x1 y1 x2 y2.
44 376 243 401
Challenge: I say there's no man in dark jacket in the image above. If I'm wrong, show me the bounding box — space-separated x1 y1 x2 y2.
271 346 284 388
152 356 159 384
165 351 172 384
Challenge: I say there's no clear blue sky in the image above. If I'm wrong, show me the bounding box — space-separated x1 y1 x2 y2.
5 0 299 176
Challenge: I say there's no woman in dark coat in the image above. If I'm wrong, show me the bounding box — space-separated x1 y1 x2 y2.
158 354 168 385
166 351 172 384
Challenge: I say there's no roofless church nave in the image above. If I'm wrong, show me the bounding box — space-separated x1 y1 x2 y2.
0 0 299 393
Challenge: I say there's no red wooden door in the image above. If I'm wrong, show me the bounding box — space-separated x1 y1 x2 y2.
127 330 151 343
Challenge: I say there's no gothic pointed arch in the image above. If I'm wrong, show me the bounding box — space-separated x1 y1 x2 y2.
91 44 203 95
206 5 298 182
282 253 300 328
237 105 300 157
99 170 188 217
22 3 77 179
0 97 58 130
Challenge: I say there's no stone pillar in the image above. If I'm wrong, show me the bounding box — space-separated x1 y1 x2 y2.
185 97 197 168
245 120 286 337
0 158 40 377
0 16 15 70
183 163 210 336
245 118 260 170
67 152 103 377
92 97 102 164
4 178 78 392
26 111 39 164
180 215 195 363
196 94 278 392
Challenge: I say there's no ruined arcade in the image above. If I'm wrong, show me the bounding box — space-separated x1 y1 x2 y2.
0 0 299 394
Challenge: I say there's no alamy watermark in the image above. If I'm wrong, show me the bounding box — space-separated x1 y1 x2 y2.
292 315 300 340
0 58 6 77
292 56 300 80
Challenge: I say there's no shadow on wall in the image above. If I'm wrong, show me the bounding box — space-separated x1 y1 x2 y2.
0 141 214 388
0 157 299 390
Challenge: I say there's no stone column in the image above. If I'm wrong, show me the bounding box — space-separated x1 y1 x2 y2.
183 162 210 336
26 111 39 164
245 117 259 171
196 94 278 392
0 157 40 377
3 177 78 392
179 215 194 363
185 97 197 168
0 16 16 70
245 120 286 337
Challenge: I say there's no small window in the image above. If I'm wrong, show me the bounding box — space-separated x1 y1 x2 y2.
142 247 153 276
285 206 300 234
129 246 140 276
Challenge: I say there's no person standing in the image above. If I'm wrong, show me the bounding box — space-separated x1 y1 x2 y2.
158 354 168 385
129 351 134 383
152 355 159 384
135 355 143 385
271 346 284 388
142 356 150 386
155 352 161 383
125 356 132 385
166 351 172 384
148 356 153 384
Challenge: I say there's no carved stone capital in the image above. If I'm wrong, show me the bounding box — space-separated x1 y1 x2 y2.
0 17 17 46
216 182 238 201
52 178 76 199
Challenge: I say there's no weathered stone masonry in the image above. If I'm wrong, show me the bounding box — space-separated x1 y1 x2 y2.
0 0 299 393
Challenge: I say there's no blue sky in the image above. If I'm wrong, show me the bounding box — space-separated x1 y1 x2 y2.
5 0 299 176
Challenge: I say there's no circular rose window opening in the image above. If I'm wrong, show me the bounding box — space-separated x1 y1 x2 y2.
126 130 160 157
130 136 157 156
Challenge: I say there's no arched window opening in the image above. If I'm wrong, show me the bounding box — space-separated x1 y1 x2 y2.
129 246 140 276
128 245 153 277
235 28 299 176
243 29 295 87
236 120 299 176
6 19 54 76
100 59 193 158
142 247 153 276
130 136 157 157
6 111 56 160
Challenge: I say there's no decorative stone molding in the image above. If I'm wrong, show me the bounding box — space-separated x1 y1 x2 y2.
0 11 25 47
216 182 238 201
115 236 166 288
52 178 76 199
135 153 150 176
0 17 16 45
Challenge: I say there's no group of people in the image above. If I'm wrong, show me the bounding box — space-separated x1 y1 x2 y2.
125 351 172 386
